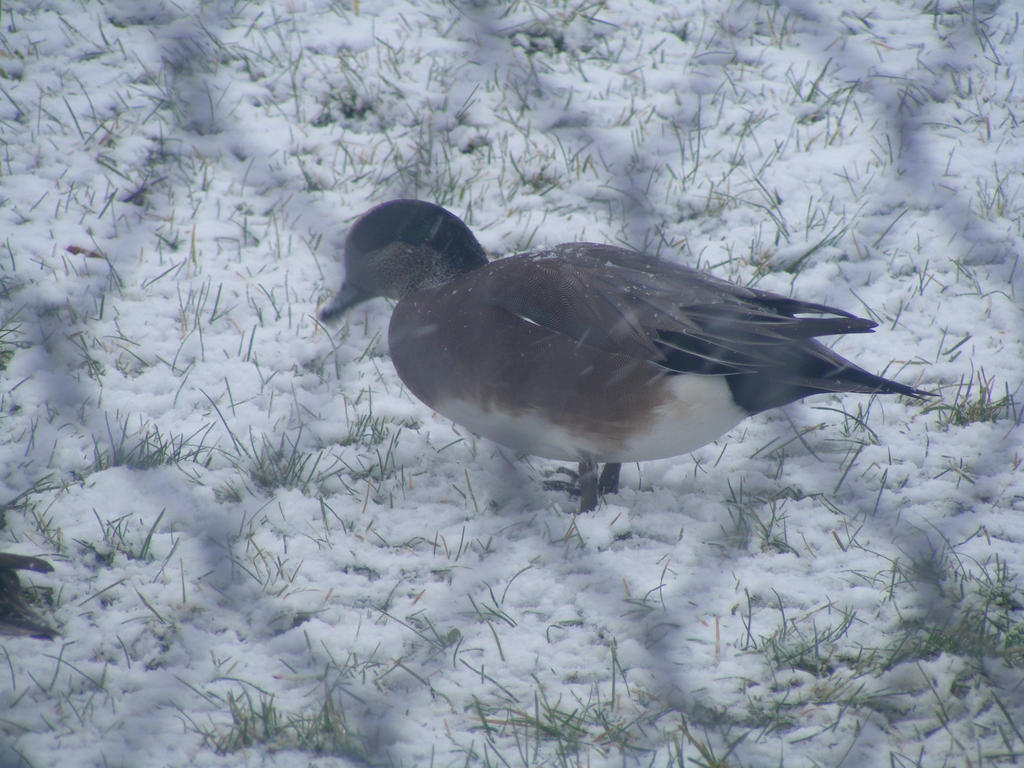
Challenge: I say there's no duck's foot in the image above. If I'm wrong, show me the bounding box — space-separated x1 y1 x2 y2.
541 461 623 513
542 466 582 495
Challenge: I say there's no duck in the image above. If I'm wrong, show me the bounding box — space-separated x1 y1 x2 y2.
319 199 928 513
0 552 56 639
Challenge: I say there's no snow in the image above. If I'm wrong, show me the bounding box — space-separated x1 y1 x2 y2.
1 0 1022 766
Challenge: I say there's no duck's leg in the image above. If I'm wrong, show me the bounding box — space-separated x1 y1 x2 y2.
578 460 599 513
598 463 621 495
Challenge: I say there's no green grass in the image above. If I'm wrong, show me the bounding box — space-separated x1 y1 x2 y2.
0 310 24 373
245 430 337 493
925 368 1019 428
190 689 373 760
91 413 216 473
733 531 1024 761
76 508 167 565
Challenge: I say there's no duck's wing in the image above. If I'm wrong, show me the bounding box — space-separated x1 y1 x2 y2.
483 244 873 371
482 245 928 409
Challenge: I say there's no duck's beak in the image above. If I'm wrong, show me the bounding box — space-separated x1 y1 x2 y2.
318 282 370 322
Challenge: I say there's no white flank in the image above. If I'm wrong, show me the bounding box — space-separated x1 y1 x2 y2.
434 374 747 462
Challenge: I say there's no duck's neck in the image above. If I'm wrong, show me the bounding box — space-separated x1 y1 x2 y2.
387 241 488 299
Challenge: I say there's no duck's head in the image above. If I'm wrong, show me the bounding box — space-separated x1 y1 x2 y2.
319 199 488 321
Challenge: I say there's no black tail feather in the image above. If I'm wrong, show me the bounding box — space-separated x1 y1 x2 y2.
725 346 932 414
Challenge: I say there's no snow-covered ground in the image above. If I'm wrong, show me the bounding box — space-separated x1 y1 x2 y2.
1 0 1022 765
